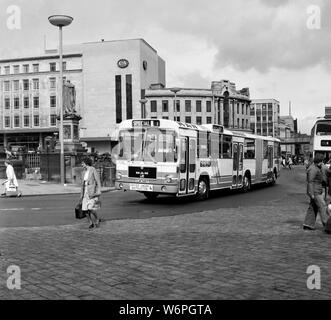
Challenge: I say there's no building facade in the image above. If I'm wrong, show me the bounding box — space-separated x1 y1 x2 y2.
250 99 280 138
144 80 251 131
0 38 166 153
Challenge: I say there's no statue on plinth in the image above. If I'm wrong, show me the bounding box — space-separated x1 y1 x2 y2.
63 80 77 116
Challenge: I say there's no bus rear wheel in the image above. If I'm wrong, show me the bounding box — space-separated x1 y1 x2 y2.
196 178 209 201
143 192 159 200
242 174 251 192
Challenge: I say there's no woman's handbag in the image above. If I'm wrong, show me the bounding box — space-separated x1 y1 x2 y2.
75 203 86 219
5 183 18 197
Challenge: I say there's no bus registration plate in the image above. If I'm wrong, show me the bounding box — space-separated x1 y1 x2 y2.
129 184 153 191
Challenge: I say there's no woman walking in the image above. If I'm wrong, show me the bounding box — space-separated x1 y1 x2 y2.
80 157 102 229
2 160 22 197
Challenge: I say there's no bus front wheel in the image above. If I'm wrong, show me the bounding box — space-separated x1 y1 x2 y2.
143 192 159 200
196 178 209 201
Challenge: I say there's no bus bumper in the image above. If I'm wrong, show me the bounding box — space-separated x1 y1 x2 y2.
115 181 179 194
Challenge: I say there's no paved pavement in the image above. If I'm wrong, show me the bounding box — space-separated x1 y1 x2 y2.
1 166 331 300
2 179 115 196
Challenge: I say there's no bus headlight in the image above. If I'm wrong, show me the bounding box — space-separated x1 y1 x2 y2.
165 175 173 183
116 172 122 180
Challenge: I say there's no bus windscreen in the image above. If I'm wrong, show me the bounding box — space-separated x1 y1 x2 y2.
316 122 331 135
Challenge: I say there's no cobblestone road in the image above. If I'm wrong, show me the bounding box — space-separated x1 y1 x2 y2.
1 167 331 300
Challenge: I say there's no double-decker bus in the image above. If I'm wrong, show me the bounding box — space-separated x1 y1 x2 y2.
114 119 281 200
310 117 331 161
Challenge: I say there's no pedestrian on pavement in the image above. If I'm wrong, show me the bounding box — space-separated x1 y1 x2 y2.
1 160 22 197
288 157 293 170
303 154 329 230
79 156 102 229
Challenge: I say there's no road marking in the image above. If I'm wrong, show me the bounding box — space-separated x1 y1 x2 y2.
0 208 24 211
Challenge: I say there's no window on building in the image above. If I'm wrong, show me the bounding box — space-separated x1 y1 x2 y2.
33 64 39 73
175 116 180 121
246 119 249 129
50 77 56 89
14 97 19 109
237 118 239 128
23 79 29 91
50 62 56 72
33 115 39 127
242 104 244 114
237 103 239 114
257 116 261 121
4 116 10 128
50 96 56 108
206 101 211 112
13 80 19 91
185 100 191 112
24 115 29 127
162 116 169 119
126 74 132 119
4 66 10 75
196 116 202 125
207 116 212 124
33 79 39 90
162 100 168 112
115 75 122 123
196 100 202 113
24 97 29 108
4 81 10 91
4 98 10 109
13 65 19 74
63 62 67 71
33 96 39 108
262 116 266 121
14 115 20 127
246 105 249 115
150 100 157 113
185 116 191 123
242 119 244 128
23 64 29 73
268 116 272 121
50 114 57 126
176 100 180 112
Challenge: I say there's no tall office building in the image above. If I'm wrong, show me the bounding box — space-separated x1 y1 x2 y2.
250 99 280 138
0 38 165 153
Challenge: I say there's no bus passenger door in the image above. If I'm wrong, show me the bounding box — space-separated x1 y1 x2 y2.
188 138 196 194
232 142 244 188
268 145 273 170
178 137 196 195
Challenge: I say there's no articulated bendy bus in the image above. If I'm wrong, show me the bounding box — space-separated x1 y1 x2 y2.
115 119 281 200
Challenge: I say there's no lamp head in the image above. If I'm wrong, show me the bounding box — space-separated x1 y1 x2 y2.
48 15 73 27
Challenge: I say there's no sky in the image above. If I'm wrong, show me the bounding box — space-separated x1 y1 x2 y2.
0 0 330 134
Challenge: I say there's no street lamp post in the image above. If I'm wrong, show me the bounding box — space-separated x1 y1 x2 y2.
139 99 148 119
170 87 181 121
48 15 73 185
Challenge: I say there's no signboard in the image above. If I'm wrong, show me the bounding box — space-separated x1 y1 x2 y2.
132 120 160 127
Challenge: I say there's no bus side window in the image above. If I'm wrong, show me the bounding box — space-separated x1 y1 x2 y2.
222 135 232 158
211 133 219 159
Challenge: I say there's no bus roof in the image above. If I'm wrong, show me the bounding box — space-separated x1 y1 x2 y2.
117 119 280 142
